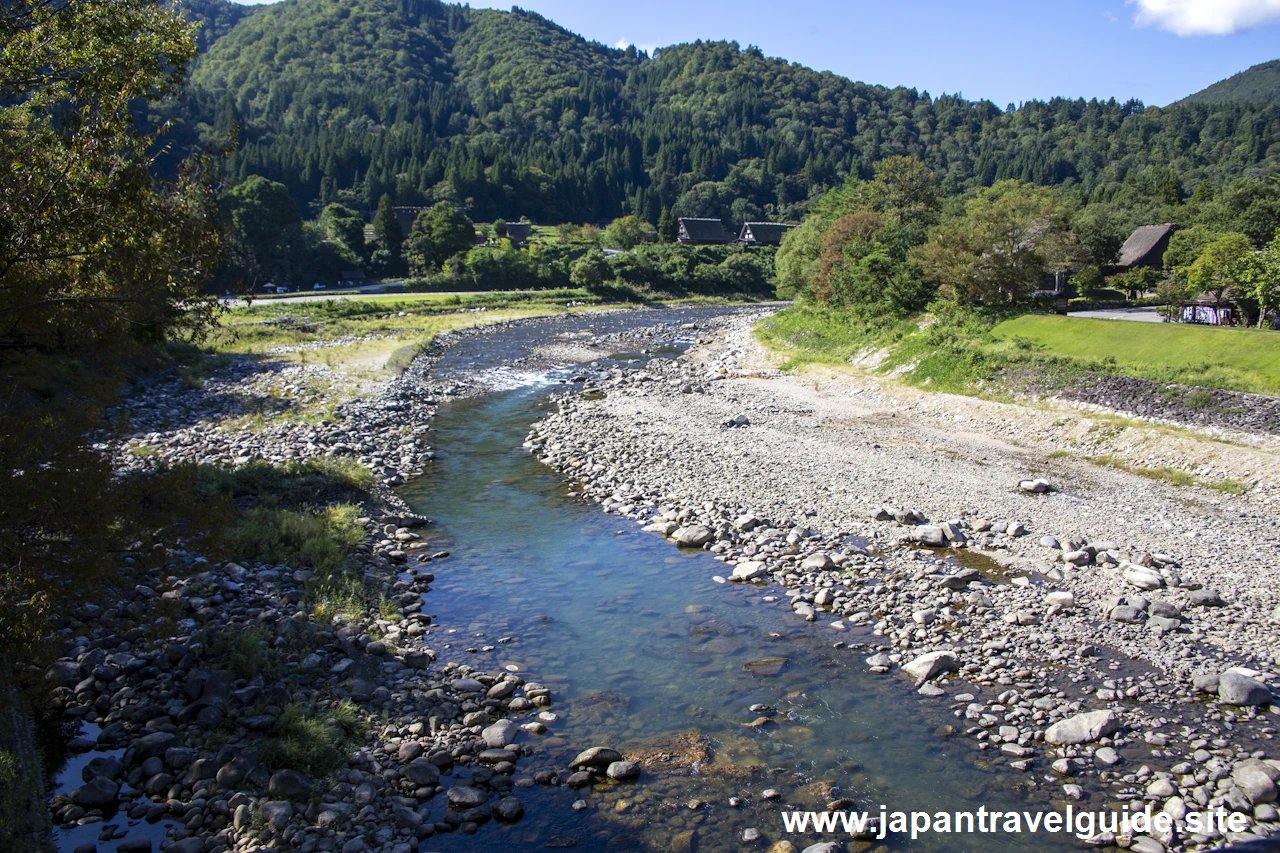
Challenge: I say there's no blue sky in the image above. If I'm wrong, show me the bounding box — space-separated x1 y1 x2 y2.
228 0 1280 106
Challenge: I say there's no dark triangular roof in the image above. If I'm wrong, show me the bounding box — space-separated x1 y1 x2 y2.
505 222 533 238
739 222 795 244
1117 223 1177 268
677 217 731 244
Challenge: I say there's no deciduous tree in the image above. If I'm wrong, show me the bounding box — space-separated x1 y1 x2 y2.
918 181 1080 304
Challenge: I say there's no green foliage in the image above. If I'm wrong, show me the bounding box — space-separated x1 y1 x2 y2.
602 216 657 250
774 156 940 315
224 503 364 575
372 193 404 257
198 625 277 680
221 176 305 288
178 1 1280 227
1177 60 1280 107
0 0 222 352
260 702 365 777
1246 231 1280 327
1187 232 1255 301
320 203 367 257
918 181 1080 304
570 250 613 292
404 202 475 274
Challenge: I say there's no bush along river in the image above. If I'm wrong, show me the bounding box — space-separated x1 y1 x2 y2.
46 306 1230 853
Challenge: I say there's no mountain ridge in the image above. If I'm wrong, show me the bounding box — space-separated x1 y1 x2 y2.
171 0 1280 224
1177 60 1280 107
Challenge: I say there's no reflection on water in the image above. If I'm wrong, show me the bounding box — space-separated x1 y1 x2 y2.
398 373 1079 852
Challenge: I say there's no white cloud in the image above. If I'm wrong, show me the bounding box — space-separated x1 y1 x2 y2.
614 38 658 55
1131 0 1280 35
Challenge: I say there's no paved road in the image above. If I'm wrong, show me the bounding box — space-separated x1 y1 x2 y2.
226 284 546 307
1066 307 1164 323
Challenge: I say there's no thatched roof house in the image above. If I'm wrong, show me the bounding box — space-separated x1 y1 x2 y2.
676 217 731 245
738 222 795 245
1116 223 1178 270
505 222 533 243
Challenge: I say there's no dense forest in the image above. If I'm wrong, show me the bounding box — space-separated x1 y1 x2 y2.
167 0 1280 228
1177 60 1280 108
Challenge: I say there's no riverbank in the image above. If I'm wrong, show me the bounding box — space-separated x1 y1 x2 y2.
33 305 772 853
530 311 1280 853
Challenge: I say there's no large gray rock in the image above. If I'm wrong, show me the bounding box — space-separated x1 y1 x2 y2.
901 651 958 685
672 525 714 548
569 747 623 770
1219 671 1272 706
912 525 947 547
1123 565 1165 590
70 776 119 808
131 732 179 761
1233 760 1279 805
494 796 524 821
731 561 767 582
1109 605 1146 624
801 553 836 571
1044 710 1120 746
403 758 441 787
606 760 640 781
446 786 488 809
267 769 311 800
482 719 518 748
1188 588 1226 607
259 800 293 829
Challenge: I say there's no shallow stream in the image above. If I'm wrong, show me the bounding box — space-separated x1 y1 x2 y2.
394 308 1080 852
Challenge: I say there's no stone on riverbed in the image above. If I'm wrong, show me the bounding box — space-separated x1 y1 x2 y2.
1218 671 1273 706
801 553 836 570
672 525 715 548
901 650 958 685
1044 710 1119 746
606 760 640 780
69 776 119 808
482 719 518 748
731 561 768 582
447 786 489 809
570 747 623 770
1123 566 1165 591
1019 478 1052 493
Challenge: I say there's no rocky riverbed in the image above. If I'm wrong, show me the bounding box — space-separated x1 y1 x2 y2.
39 308 778 853
528 311 1280 853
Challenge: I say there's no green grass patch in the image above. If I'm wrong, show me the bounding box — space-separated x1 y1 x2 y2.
260 701 365 777
225 503 364 575
760 303 1280 398
1082 453 1249 493
1208 478 1250 495
197 625 277 680
990 315 1280 395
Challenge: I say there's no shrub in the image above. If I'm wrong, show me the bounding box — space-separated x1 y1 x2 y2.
198 625 277 680
224 503 364 575
260 701 365 776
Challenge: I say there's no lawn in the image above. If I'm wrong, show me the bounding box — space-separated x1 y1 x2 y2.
992 315 1280 395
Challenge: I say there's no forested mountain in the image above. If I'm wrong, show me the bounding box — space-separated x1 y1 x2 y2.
1178 60 1280 107
170 0 258 51
173 0 1280 225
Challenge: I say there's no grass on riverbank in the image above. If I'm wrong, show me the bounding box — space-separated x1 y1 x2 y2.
757 303 1280 396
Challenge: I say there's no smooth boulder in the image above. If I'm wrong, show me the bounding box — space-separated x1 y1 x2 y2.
1219 671 1272 706
901 651 958 685
1044 710 1119 746
482 719 518 748
672 525 714 548
569 747 623 770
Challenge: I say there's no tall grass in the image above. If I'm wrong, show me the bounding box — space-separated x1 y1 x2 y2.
260 701 365 777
